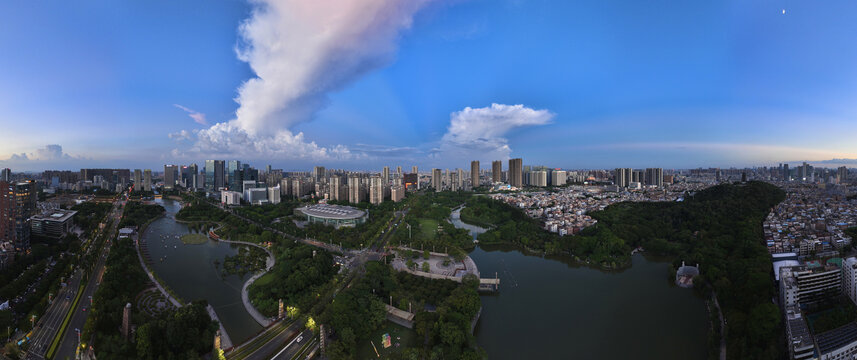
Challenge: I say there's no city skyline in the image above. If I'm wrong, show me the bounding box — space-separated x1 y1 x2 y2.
3 0 857 171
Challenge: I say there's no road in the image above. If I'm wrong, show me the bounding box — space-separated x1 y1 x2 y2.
26 199 122 360
233 321 305 360
270 328 314 360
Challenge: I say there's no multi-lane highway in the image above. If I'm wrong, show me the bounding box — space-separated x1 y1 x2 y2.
25 197 122 360
54 200 122 360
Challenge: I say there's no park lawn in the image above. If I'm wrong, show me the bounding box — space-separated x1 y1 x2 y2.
358 321 417 360
417 218 439 241
180 233 209 245
253 272 276 287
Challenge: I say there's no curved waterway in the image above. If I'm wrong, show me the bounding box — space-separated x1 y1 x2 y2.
141 199 262 343
451 208 709 359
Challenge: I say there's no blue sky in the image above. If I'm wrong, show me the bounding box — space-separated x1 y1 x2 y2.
1 0 856 171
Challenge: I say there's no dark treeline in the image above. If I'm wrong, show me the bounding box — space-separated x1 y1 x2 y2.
119 202 165 228
72 202 113 233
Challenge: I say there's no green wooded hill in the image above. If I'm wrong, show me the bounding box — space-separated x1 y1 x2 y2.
470 181 785 358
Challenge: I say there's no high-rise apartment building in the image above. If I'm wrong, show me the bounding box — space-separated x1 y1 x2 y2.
492 160 502 183
313 166 326 183
432 169 443 192
645 168 663 187
552 170 567 186
508 158 523 188
133 169 143 192
348 176 363 204
529 171 547 187
839 166 848 183
455 168 464 191
0 169 10 182
0 180 36 251
369 176 384 205
382 166 390 186
164 165 178 190
396 166 402 176
143 169 153 192
783 163 790 181
391 185 404 202
330 176 343 201
471 161 480 188
614 168 632 188
412 166 418 174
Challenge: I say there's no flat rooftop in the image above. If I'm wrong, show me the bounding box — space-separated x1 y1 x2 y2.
816 321 857 355
298 204 366 220
31 209 77 222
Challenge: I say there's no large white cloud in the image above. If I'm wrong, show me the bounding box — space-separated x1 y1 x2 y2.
434 103 555 162
177 0 431 161
7 144 73 161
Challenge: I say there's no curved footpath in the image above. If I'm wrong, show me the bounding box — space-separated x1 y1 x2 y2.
215 238 275 327
136 218 183 308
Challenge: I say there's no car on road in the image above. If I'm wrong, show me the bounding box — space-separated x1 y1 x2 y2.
296 335 303 343
82 307 87 312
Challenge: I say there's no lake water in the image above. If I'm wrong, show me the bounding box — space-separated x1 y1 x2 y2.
451 208 710 359
141 199 262 344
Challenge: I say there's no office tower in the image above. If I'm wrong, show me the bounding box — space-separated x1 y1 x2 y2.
133 169 143 192
348 176 363 204
412 166 418 174
0 168 9 182
432 169 443 192
369 176 384 205
0 180 36 251
382 166 390 185
471 161 480 188
614 168 632 188
839 166 849 183
396 166 402 176
266 165 272 174
313 166 326 183
164 165 178 190
227 160 241 189
552 170 567 186
783 163 790 181
508 158 523 188
645 168 663 187
456 168 464 190
492 160 502 183
206 160 225 190
143 169 153 191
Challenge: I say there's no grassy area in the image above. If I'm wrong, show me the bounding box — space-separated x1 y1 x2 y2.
46 283 86 359
357 321 417 360
417 218 439 241
180 233 208 245
253 272 276 287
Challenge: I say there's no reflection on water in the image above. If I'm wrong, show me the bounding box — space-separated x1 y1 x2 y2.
448 208 709 359
141 199 262 343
